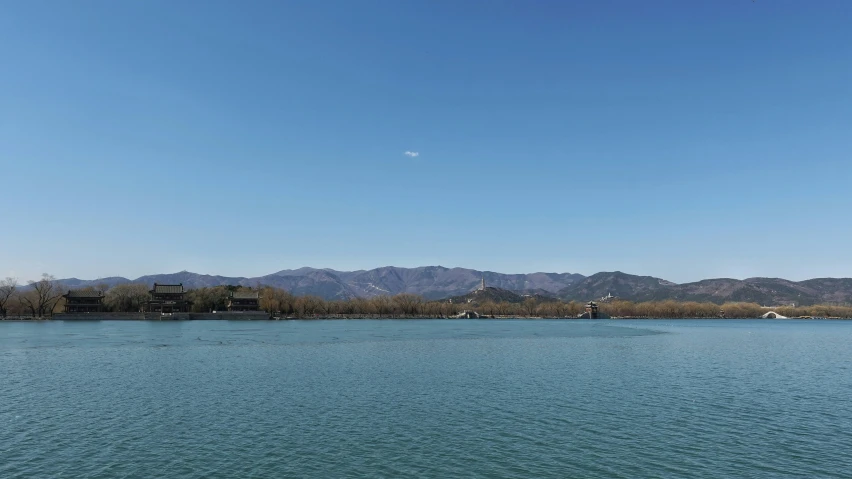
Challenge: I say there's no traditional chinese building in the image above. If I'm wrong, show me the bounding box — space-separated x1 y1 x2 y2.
577 300 609 319
146 283 191 313
585 301 599 318
228 291 260 311
62 290 105 313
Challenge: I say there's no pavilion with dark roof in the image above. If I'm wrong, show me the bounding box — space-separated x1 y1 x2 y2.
146 283 192 313
228 291 260 311
62 290 105 313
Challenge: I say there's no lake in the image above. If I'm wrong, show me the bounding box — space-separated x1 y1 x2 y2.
1 319 851 478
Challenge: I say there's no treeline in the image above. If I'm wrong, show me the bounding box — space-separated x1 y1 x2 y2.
2 276 851 319
597 300 852 319
1 275 66 318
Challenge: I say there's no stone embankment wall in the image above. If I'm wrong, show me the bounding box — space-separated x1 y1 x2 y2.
57 312 146 320
55 312 271 321
188 312 270 320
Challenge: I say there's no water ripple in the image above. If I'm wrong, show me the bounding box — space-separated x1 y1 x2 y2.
1 320 851 478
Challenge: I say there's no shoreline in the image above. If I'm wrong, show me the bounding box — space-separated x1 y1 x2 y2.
2 315 850 321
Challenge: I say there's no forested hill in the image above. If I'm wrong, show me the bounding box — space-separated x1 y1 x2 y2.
50 268 852 305
558 272 852 306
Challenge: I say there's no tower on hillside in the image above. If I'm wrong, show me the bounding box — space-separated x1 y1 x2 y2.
479 275 486 291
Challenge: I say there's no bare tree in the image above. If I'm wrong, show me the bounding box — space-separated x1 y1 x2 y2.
522 298 538 317
20 274 64 318
370 295 392 318
495 301 512 317
187 286 230 313
422 301 442 318
536 302 555 318
392 294 422 316
0 277 18 318
105 283 150 312
479 300 496 317
440 300 459 318
18 290 38 317
294 295 324 318
259 286 295 315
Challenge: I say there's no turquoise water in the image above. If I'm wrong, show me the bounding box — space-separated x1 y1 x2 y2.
2 319 851 478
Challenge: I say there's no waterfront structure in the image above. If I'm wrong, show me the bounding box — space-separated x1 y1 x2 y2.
146 283 191 313
578 301 609 319
585 301 599 318
228 291 260 311
62 290 105 313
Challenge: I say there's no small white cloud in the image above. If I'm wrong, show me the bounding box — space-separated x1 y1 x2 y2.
404 151 420 158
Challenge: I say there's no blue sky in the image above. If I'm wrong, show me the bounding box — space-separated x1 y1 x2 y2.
2 0 850 283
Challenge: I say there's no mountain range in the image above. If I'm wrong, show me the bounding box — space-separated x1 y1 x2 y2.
50 267 852 306
52 267 584 301
557 272 852 306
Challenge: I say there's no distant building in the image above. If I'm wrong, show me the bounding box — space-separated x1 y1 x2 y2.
228 291 260 311
146 283 191 313
474 276 486 293
585 301 599 317
578 301 609 319
62 290 105 313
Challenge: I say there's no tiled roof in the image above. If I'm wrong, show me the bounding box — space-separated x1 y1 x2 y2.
231 291 259 299
152 284 184 294
64 290 104 298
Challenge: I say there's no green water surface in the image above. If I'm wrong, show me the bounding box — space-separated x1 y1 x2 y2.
1 319 850 478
